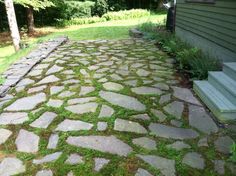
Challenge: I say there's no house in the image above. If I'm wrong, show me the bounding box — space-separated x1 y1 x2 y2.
175 0 236 123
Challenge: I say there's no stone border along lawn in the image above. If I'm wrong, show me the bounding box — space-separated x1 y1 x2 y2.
0 38 235 176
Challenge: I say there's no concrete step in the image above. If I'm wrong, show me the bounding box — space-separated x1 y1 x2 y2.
223 62 236 81
194 80 236 123
208 72 236 105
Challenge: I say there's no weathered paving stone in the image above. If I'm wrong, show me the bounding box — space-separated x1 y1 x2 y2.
131 113 150 121
15 129 39 153
103 82 124 91
50 86 64 95
153 83 169 90
151 109 167 122
58 91 75 98
36 170 53 176
136 69 150 77
182 152 205 170
172 86 201 105
98 105 114 118
0 157 26 175
135 168 153 176
159 94 171 104
132 137 156 150
28 85 47 94
137 154 175 176
68 97 96 105
214 160 225 175
56 119 93 132
33 152 62 164
114 118 147 134
214 136 234 154
189 105 218 134
17 78 35 87
46 65 63 75
47 133 59 149
110 73 123 81
198 137 208 147
0 128 12 145
5 93 46 111
97 122 108 131
131 87 163 95
94 158 110 172
36 75 60 85
0 112 28 125
149 123 199 140
79 86 95 96
124 80 138 87
163 101 184 119
170 119 183 127
66 102 98 114
65 154 84 165
167 141 191 151
30 112 57 129
66 135 133 156
47 99 63 108
99 91 146 111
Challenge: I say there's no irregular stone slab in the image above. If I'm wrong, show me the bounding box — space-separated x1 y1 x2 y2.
110 74 123 81
131 114 150 121
0 128 12 144
214 160 225 175
15 129 39 153
94 158 110 172
66 135 133 157
103 82 124 91
151 109 167 122
65 154 84 165
198 137 208 147
124 80 138 87
132 137 156 150
98 105 114 118
170 120 183 127
137 154 175 176
17 78 35 87
47 99 63 108
66 102 98 114
214 136 234 154
36 75 60 85
0 112 28 125
28 85 47 94
136 69 150 77
172 86 201 105
46 65 63 75
79 86 95 96
99 91 146 111
131 87 163 95
153 83 169 90
163 101 184 119
189 105 218 134
159 94 171 105
97 122 108 131
149 123 199 140
56 119 93 132
182 152 205 170
58 91 75 98
68 97 96 105
50 86 64 95
114 118 147 134
30 112 57 129
36 170 53 176
47 134 59 149
33 152 62 165
5 93 46 111
0 157 26 176
135 168 153 176
167 141 191 151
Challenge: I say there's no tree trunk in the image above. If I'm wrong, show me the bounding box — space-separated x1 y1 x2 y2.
4 0 21 52
27 6 34 34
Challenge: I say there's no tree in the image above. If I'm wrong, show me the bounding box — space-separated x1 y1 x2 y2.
14 0 54 33
4 0 21 51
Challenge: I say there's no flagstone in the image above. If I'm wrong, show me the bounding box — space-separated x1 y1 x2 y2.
132 137 156 150
79 86 95 96
131 113 150 121
0 112 28 125
94 158 110 172
66 102 98 114
0 128 12 145
163 101 184 119
97 122 108 131
214 136 234 154
103 82 124 91
58 91 76 98
151 109 167 122
0 157 26 176
65 154 84 165
47 99 63 108
167 141 191 151
98 105 114 118
50 86 64 95
36 75 60 85
30 112 57 129
182 152 205 170
33 152 63 165
28 85 47 94
46 65 63 75
131 87 163 95
47 134 59 149
56 119 93 132
68 97 97 105
36 170 53 176
135 168 153 176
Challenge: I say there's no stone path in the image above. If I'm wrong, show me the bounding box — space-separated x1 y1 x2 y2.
0 39 235 175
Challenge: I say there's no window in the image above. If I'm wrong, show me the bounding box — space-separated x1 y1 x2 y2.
185 0 215 3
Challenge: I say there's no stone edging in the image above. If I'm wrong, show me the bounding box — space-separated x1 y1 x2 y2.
0 36 68 97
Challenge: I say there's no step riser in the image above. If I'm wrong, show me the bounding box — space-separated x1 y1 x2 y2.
208 75 236 105
223 65 236 81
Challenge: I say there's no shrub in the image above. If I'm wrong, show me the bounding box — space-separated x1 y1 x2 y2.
229 142 236 163
93 0 109 17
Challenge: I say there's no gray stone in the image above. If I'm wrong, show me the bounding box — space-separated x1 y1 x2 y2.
5 93 46 111
182 152 205 170
132 137 156 150
66 135 133 156
68 97 96 105
58 91 75 98
50 86 64 95
0 112 28 125
103 82 124 91
135 168 153 176
47 134 59 149
99 91 146 111
163 101 184 119
65 154 84 165
189 105 218 134
214 160 225 175
153 83 169 90
149 123 199 140
159 94 171 104
110 74 123 81
131 114 150 121
33 152 62 164
47 99 63 108
136 69 150 77
131 87 163 95
97 122 108 131
15 129 39 153
36 75 60 85
214 136 234 154
0 128 12 144
137 154 175 176
151 109 167 122
0 157 25 176
124 80 138 87
198 137 208 147
94 158 110 172
66 102 98 114
79 86 95 96
36 170 53 176
170 120 183 127
28 85 46 94
17 78 34 87
98 105 114 118
114 118 147 134
167 141 191 151
30 112 57 129
46 65 63 75
56 119 93 132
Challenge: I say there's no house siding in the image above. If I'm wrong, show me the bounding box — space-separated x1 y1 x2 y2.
175 0 236 62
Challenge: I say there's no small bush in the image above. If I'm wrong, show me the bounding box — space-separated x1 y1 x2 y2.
93 0 109 17
229 142 236 163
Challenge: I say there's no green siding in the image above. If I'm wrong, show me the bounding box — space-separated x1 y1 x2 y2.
176 0 236 61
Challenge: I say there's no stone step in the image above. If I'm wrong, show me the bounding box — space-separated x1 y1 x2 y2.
223 62 236 81
208 72 236 105
193 81 236 123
